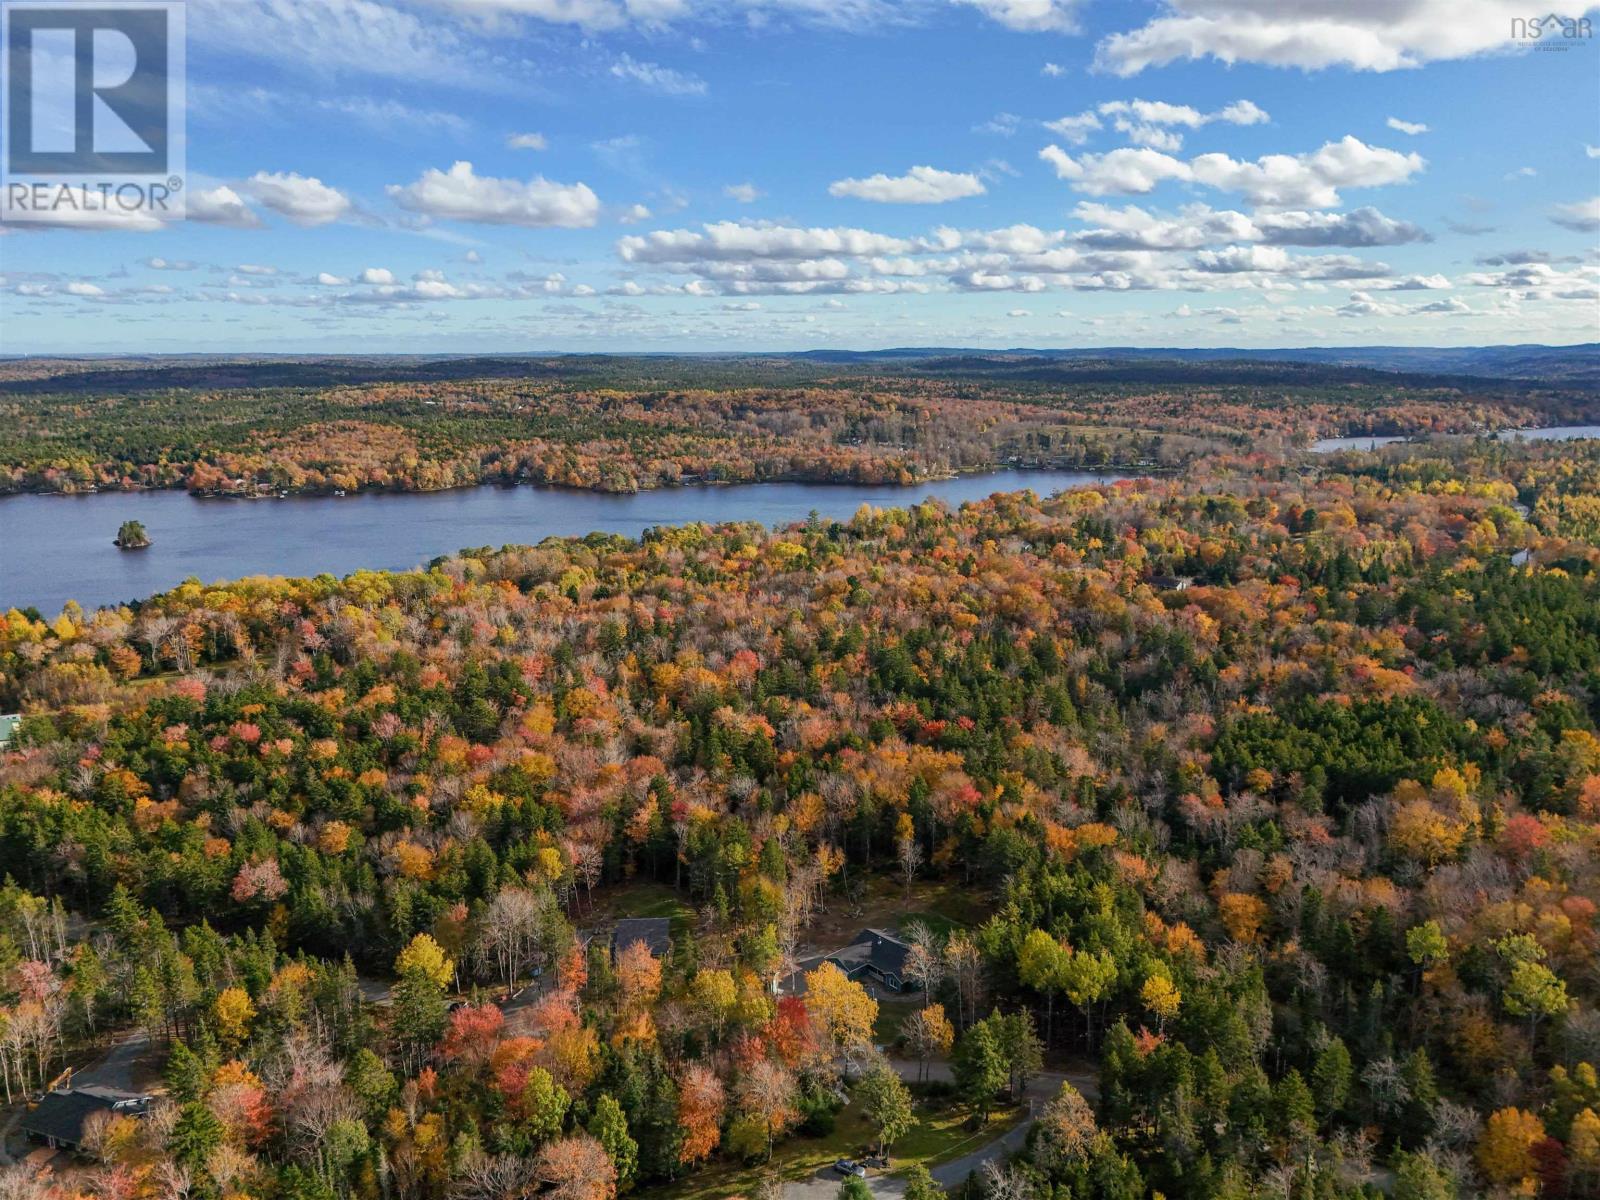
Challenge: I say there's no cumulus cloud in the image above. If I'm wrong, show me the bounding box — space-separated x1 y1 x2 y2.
388 161 600 228
1041 61 1066 76
317 272 350 285
1048 97 1267 151
1094 0 1595 75
620 221 915 263
1038 145 1192 196
360 267 396 284
724 182 763 203
244 172 350 226
1192 137 1424 207
828 165 987 204
1550 197 1600 233
1042 136 1425 207
610 53 707 96
507 132 548 150
1387 117 1428 135
610 215 1407 299
619 203 652 224
952 0 1082 33
1043 113 1103 145
188 185 263 228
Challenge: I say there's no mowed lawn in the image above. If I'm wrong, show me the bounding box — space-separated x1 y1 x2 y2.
658 1090 1026 1200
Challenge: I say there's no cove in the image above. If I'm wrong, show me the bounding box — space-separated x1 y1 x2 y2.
0 468 1129 616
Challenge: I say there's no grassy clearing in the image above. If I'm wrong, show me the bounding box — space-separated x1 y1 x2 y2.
584 881 696 936
656 1087 1026 1199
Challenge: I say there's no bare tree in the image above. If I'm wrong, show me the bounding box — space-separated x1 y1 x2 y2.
902 921 943 1006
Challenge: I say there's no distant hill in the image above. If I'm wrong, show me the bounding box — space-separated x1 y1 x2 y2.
1 343 1596 394
788 344 1600 383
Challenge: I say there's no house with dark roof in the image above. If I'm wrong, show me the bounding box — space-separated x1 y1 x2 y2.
21 1088 151 1151
610 917 671 962
824 928 916 993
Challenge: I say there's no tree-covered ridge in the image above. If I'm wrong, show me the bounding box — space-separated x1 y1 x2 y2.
0 438 1598 1200
1 365 1587 496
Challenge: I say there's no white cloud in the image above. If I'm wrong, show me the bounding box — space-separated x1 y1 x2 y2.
1587 144 1600 159
619 221 915 263
66 281 105 297
1551 197 1600 233
235 263 277 276
828 165 987 204
1386 117 1428 135
245 171 351 226
610 53 707 96
1049 97 1268 151
1038 145 1191 196
1007 308 1031 317
1189 136 1425 207
1041 62 1066 76
317 272 349 285
1043 112 1102 145
189 0 499 86
388 161 600 228
620 203 653 224
508 132 548 150
1094 1 1596 75
360 267 396 284
188 185 263 228
952 0 1082 32
724 182 763 203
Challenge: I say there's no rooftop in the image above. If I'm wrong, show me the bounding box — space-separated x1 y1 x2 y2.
611 917 672 959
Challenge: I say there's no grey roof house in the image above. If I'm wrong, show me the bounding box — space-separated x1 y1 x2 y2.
825 928 916 992
610 917 672 962
21 1087 151 1151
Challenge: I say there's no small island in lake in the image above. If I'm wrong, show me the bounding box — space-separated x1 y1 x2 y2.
114 519 152 549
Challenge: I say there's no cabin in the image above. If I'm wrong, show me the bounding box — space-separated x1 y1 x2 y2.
22 1087 152 1152
824 928 916 993
610 917 671 963
0 714 20 748
1148 574 1193 592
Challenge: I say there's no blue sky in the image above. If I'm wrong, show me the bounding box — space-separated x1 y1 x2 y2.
2 0 1598 352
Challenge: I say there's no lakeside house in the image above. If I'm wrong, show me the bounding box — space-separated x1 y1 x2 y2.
22 1087 152 1153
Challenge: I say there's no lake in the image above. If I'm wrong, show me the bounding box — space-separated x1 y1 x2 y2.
1310 425 1600 453
0 469 1128 615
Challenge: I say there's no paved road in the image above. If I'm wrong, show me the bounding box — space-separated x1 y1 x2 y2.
72 1028 151 1092
783 1059 1096 1199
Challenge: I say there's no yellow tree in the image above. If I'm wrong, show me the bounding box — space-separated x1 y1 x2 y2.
1140 972 1181 1035
615 942 663 1011
803 962 878 1066
1476 1107 1546 1186
213 987 256 1051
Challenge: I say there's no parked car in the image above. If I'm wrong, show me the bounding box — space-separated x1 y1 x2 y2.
832 1159 866 1178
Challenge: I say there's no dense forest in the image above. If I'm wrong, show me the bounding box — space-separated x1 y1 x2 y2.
2 419 1600 1199
1 356 1591 498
